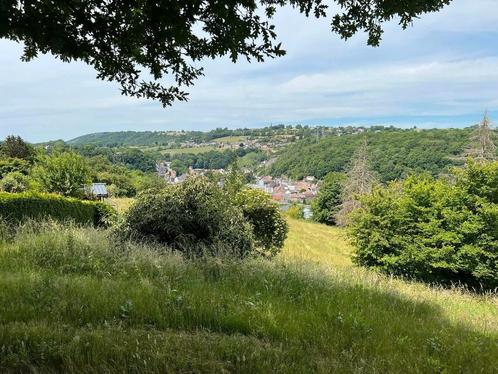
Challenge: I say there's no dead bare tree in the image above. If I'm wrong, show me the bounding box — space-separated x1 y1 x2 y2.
461 112 497 163
336 137 377 226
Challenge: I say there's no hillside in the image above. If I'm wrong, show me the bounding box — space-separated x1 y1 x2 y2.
66 126 363 147
269 128 479 182
0 219 496 373
67 131 205 146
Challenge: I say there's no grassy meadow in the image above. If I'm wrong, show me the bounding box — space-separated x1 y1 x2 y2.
0 217 496 373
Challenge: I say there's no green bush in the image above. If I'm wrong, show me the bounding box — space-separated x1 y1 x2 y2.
350 162 498 289
0 171 30 193
234 188 288 257
285 202 304 220
119 177 255 257
0 192 115 227
0 158 30 179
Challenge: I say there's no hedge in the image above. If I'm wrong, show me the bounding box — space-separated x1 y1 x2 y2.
0 192 116 227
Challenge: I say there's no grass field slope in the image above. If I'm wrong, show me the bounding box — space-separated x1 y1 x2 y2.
0 219 496 373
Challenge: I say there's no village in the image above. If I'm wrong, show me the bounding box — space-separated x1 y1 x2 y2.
156 161 319 217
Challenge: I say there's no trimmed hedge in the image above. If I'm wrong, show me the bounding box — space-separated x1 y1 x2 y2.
0 192 115 227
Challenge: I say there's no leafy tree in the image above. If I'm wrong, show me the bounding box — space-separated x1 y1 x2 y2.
311 172 346 225
0 136 35 160
1 1 450 106
350 162 498 290
34 152 91 197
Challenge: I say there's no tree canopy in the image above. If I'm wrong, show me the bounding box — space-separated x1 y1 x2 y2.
1 0 451 106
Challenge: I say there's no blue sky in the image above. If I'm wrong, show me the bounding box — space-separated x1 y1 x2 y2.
1 0 497 142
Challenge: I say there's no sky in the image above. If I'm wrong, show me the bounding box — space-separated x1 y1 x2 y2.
1 0 498 142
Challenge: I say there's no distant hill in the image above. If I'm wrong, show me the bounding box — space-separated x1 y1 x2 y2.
67 131 204 146
269 128 482 182
66 125 371 147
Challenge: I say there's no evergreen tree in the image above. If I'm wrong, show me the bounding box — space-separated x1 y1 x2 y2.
0 135 35 160
336 137 376 226
311 172 346 225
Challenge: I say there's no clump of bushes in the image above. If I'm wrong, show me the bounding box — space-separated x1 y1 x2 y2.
234 188 288 257
119 177 288 258
350 161 498 289
0 171 30 192
0 192 116 227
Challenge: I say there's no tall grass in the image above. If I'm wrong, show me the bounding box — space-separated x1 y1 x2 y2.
0 220 496 373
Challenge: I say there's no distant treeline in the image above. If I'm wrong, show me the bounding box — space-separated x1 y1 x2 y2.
269 128 489 182
164 148 267 174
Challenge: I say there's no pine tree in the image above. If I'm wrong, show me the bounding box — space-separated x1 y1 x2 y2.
336 137 376 226
462 112 497 163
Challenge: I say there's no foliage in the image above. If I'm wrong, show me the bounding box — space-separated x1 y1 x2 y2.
285 203 305 220
270 128 472 182
0 172 30 193
0 157 30 179
0 135 35 160
33 152 91 197
164 148 264 174
85 155 162 198
224 159 245 195
0 192 115 227
234 188 288 257
350 162 498 289
76 145 159 172
67 126 340 147
119 177 254 257
0 221 495 373
1 1 449 106
311 172 346 225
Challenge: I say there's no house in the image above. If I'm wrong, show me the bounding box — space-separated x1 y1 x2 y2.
88 183 108 200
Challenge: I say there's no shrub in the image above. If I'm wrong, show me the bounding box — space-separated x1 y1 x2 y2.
350 163 498 289
285 203 304 220
119 177 254 257
0 192 115 227
234 188 288 257
0 171 30 193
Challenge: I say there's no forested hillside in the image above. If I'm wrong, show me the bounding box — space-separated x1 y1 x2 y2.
270 128 479 182
67 126 356 147
68 131 205 146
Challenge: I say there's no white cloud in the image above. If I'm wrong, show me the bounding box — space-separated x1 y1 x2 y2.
1 0 498 141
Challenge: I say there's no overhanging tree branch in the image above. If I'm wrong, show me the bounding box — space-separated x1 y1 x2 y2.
0 0 452 106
